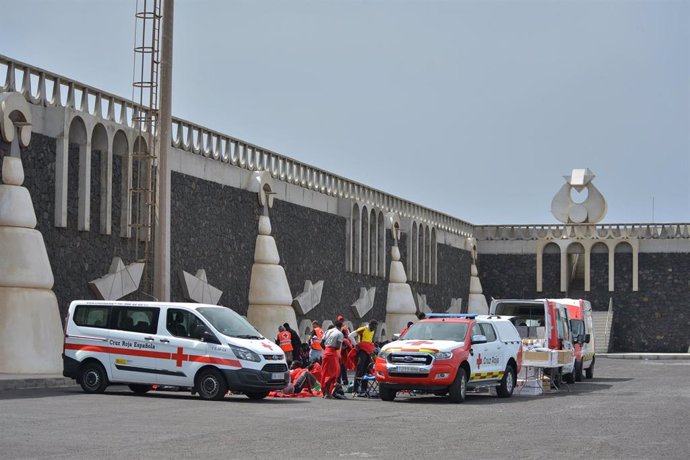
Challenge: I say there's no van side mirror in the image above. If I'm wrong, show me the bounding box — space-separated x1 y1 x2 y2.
585 334 591 344
471 335 487 345
202 330 220 344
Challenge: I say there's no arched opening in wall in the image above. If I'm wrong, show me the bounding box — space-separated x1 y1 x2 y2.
566 242 586 296
351 203 360 272
361 206 369 275
370 208 376 276
424 225 430 283
431 228 437 284
112 131 128 237
542 242 561 295
590 242 609 292
91 123 108 235
377 211 385 277
418 225 425 283
614 241 633 291
67 116 88 230
410 222 418 282
132 136 148 241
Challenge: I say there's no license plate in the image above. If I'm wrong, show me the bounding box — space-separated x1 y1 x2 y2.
395 366 425 374
271 372 284 380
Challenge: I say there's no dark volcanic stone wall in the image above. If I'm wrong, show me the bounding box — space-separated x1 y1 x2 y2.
1 134 139 319
170 172 471 324
478 251 690 352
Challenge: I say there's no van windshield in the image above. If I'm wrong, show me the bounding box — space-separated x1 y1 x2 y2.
197 307 263 339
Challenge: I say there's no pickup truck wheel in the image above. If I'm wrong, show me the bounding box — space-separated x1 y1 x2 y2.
448 368 467 404
128 384 152 395
585 358 595 379
574 360 583 382
196 368 227 401
379 386 396 401
496 365 516 398
79 362 109 394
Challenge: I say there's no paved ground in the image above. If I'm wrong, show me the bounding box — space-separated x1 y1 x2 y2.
1 358 688 459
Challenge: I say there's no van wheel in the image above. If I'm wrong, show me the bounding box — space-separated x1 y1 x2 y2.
585 358 595 379
245 391 269 400
128 384 152 395
196 369 227 401
379 386 397 401
574 360 583 382
496 364 516 398
448 368 467 404
79 362 109 394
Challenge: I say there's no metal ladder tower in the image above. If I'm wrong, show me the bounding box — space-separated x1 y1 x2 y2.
130 0 163 298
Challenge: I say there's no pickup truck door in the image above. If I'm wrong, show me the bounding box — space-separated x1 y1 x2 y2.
469 323 500 381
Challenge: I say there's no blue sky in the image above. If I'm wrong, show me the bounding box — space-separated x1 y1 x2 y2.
1 0 687 224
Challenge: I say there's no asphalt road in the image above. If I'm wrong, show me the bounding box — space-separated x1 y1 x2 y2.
1 358 688 459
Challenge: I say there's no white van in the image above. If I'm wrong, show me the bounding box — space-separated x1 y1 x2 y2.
63 301 288 400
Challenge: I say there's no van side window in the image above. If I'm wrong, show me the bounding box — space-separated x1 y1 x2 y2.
479 323 497 342
113 307 160 334
73 305 110 328
167 309 208 340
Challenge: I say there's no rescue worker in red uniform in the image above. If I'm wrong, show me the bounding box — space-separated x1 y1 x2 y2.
276 325 293 364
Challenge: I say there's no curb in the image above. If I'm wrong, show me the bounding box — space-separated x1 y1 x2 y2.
599 353 690 360
0 376 77 391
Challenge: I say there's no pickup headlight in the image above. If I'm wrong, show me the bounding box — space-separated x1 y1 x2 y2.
378 350 390 359
434 351 453 360
229 345 261 362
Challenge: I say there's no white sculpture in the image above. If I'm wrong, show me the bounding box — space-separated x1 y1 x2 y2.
89 257 145 300
467 239 489 314
416 293 432 314
384 218 417 334
447 298 463 314
246 185 297 338
179 269 222 305
551 168 607 224
0 94 63 373
292 280 324 316
351 287 376 319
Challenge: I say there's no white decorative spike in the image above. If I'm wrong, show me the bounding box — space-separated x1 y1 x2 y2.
179 269 223 305
447 298 463 314
416 293 432 314
351 287 376 319
88 257 144 300
292 280 324 316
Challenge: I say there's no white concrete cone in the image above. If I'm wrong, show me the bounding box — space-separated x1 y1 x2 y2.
0 157 63 373
385 245 417 335
467 263 489 314
246 215 297 339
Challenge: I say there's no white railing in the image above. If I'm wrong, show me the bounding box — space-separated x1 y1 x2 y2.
474 223 690 240
0 53 474 237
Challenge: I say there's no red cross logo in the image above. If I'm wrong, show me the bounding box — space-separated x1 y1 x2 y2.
172 347 188 367
260 342 273 350
407 340 434 346
476 354 483 369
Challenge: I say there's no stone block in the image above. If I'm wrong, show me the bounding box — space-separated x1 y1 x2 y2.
254 235 280 265
246 304 297 340
0 227 54 288
389 260 407 283
247 264 293 305
385 283 416 314
0 287 63 373
386 313 417 337
2 156 24 185
0 185 37 228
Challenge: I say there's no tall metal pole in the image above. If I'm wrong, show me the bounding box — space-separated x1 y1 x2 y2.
154 0 173 301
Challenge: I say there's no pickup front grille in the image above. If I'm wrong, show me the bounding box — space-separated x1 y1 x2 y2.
388 354 433 365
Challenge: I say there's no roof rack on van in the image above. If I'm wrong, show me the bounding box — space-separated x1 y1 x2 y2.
425 313 478 319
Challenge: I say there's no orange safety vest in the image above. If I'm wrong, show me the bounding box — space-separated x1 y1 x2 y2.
311 327 324 350
278 331 293 352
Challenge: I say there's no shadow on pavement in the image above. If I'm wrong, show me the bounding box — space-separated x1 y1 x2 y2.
104 388 310 404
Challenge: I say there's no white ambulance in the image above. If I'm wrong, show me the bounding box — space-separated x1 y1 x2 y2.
63 301 288 400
